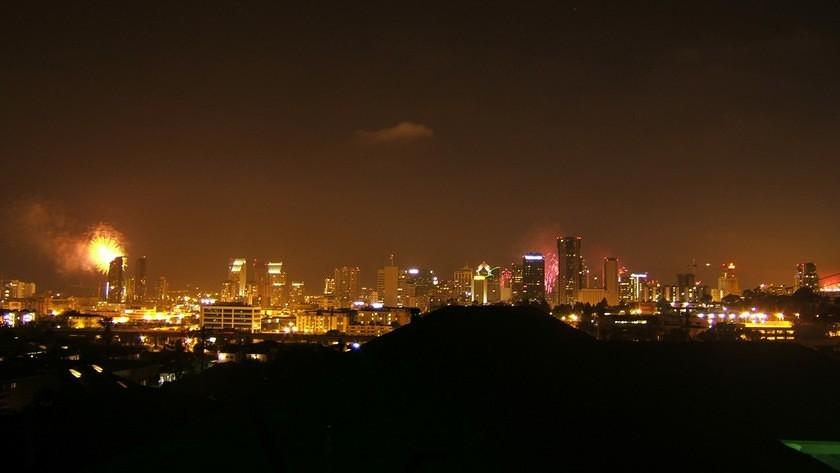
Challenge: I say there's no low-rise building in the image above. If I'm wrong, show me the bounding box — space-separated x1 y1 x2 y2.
200 304 261 332
295 309 350 334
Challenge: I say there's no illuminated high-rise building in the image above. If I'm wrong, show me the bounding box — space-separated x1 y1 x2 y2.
795 262 819 292
106 256 126 303
228 258 247 300
157 276 169 302
716 262 740 301
401 268 437 312
266 261 287 307
603 257 619 306
628 273 648 302
472 262 493 305
323 278 335 295
334 266 360 308
376 254 399 307
499 267 513 302
618 266 632 303
522 253 546 303
453 265 473 304
289 281 306 305
510 263 523 302
557 236 584 305
134 256 147 303
676 273 697 303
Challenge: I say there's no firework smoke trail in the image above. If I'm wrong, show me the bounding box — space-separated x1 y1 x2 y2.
5 201 127 275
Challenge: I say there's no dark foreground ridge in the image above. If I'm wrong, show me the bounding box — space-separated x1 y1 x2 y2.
3 306 839 472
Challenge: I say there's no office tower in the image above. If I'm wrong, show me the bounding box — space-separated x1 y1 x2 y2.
619 270 632 303
676 273 697 303
244 282 259 305
453 265 473 304
323 278 335 295
401 268 437 312
676 273 695 290
581 258 591 289
402 268 436 297
247 258 267 304
499 267 513 302
795 262 819 292
486 267 501 303
645 280 663 303
289 281 306 305
228 258 247 300
134 256 147 303
334 266 360 308
472 262 493 305
716 262 740 301
522 253 546 303
603 257 619 306
107 256 126 303
266 261 287 307
557 236 583 305
628 273 647 302
158 276 169 302
125 276 136 303
510 263 523 302
375 255 400 307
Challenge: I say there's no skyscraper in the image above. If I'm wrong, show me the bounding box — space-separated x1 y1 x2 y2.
266 261 287 307
557 236 583 305
107 256 126 303
157 276 169 303
227 258 247 301
795 262 819 292
323 278 335 295
453 265 473 304
377 255 399 307
134 256 147 303
472 262 493 305
676 273 697 303
628 273 648 302
289 281 306 305
522 253 546 303
603 257 619 306
716 262 740 301
334 266 360 308
246 258 265 305
510 263 523 302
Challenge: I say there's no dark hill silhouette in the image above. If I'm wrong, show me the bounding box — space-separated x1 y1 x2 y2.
3 306 838 472
328 306 837 472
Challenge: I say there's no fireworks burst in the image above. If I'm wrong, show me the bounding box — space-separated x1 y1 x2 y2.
86 226 125 274
543 251 559 295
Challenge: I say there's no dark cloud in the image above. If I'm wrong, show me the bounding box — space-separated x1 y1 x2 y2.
357 122 434 144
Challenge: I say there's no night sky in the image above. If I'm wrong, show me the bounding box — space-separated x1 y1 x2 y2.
2 1 839 292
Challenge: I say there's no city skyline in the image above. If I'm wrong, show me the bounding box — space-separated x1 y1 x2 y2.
2 1 839 294
0 225 837 295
